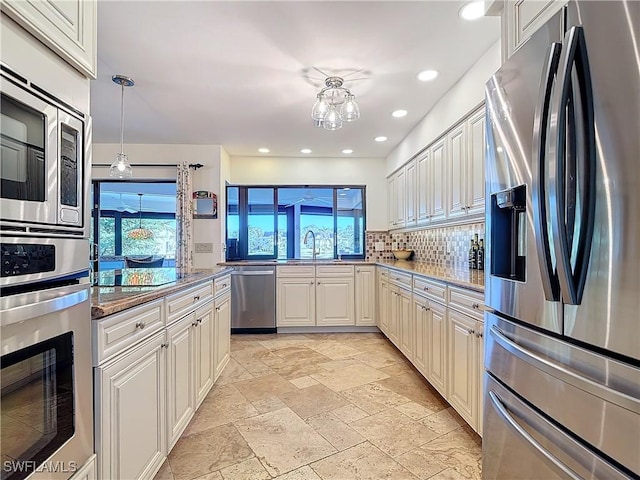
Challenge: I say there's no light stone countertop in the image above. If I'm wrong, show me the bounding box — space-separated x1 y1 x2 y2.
91 267 232 320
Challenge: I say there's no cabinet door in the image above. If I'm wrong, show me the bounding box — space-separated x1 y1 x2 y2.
276 278 315 326
395 168 406 227
426 301 447 397
447 123 467 219
166 314 196 451
447 309 477 429
316 277 355 326
466 108 486 216
1 0 97 78
475 319 484 437
398 287 414 360
405 160 417 226
194 301 215 408
95 333 166 480
416 150 430 224
413 295 428 376
430 139 447 222
378 279 390 336
355 266 376 326
388 285 401 347
387 175 396 229
214 292 231 379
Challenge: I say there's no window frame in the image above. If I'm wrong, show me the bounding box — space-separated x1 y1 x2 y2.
225 184 366 261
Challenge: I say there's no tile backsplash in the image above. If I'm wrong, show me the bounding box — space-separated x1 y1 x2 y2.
366 222 485 267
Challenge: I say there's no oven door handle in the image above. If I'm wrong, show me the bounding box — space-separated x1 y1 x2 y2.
1 287 89 327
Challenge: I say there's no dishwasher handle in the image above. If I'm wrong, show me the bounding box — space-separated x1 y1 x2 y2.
231 270 275 276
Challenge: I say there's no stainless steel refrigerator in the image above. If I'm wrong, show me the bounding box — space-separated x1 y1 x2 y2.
483 2 639 478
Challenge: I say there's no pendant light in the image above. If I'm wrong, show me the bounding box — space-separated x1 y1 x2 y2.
127 193 154 240
109 74 134 178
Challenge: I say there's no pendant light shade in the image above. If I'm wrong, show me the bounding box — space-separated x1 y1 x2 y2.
127 193 154 240
109 75 134 179
310 76 360 131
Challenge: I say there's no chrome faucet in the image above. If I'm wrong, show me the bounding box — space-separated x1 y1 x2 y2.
303 230 317 261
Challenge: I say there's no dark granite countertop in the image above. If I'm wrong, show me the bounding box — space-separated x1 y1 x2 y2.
91 267 232 319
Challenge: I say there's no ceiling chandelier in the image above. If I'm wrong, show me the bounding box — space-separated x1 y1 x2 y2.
311 76 360 131
127 193 154 240
109 74 134 178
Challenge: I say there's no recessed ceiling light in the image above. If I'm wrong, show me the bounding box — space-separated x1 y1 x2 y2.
459 1 484 20
417 70 439 82
342 149 353 154
258 147 270 153
374 136 388 142
392 110 408 118
300 148 312 154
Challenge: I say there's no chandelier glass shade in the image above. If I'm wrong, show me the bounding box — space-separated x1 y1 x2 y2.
109 75 134 179
311 76 360 130
127 193 154 240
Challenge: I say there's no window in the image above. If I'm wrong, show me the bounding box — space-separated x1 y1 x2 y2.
225 185 365 260
91 182 177 271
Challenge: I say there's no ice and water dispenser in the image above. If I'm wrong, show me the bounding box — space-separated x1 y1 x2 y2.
491 185 526 282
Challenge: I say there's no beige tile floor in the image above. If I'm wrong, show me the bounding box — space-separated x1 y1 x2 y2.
155 333 481 480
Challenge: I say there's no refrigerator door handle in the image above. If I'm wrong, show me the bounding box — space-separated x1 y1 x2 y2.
490 326 640 413
488 391 582 480
549 26 597 305
532 42 562 301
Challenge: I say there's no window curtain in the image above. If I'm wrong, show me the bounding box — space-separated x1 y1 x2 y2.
176 162 193 275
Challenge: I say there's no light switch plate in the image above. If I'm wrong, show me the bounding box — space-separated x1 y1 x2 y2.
195 242 213 253
375 241 385 252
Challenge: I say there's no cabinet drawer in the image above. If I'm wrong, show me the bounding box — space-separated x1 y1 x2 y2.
413 276 446 303
388 269 412 288
93 299 164 366
277 265 315 278
315 264 354 277
214 274 231 297
378 267 390 281
165 281 213 324
448 286 484 320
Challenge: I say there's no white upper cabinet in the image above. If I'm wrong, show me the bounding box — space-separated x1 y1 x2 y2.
447 123 467 219
430 137 448 223
416 150 430 224
500 0 567 60
466 108 486 216
1 0 97 78
394 168 406 228
405 159 417 227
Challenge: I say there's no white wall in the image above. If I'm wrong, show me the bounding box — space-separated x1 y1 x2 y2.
386 41 501 174
229 155 388 230
92 143 227 268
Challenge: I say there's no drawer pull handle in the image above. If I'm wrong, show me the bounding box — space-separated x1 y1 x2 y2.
423 286 429 291
472 303 480 309
310 281 314 285
317 281 321 284
216 306 221 312
197 318 203 324
161 343 169 349
468 328 475 335
357 269 361 273
135 321 146 329
475 331 484 338
222 283 228 288
192 321 199 327
194 295 200 302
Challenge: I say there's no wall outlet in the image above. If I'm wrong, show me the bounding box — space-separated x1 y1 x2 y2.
195 242 213 253
375 241 385 252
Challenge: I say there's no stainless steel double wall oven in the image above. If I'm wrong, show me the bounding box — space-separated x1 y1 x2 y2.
0 65 93 480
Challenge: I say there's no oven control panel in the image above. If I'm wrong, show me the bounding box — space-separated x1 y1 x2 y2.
1 244 55 277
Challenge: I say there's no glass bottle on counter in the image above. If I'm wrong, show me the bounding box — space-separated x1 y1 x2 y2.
477 238 484 271
468 239 477 269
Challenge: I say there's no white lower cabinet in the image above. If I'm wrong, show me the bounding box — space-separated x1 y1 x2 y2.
277 277 315 326
95 331 166 480
413 294 429 376
388 284 401 347
447 309 477 428
94 277 232 479
276 266 355 327
355 265 377 326
214 291 231 379
426 300 448 399
398 286 413 360
166 313 196 451
378 274 390 335
316 277 355 326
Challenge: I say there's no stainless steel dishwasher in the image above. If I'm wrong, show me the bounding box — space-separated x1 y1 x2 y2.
230 265 276 333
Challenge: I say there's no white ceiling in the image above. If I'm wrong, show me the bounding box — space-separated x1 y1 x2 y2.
91 1 499 159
